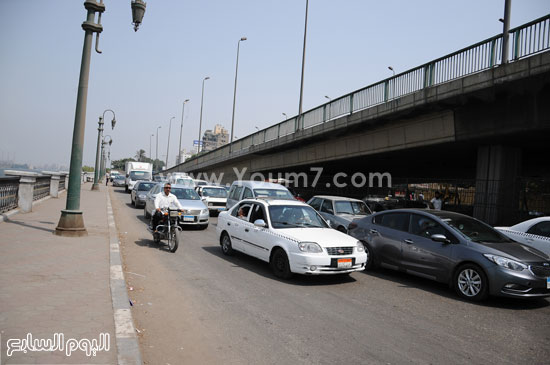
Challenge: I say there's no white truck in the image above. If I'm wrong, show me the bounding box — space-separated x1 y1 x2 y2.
125 161 153 193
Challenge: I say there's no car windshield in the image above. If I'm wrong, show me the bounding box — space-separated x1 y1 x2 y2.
115 176 124 181
253 189 294 199
268 205 328 229
202 188 228 198
175 178 194 187
442 216 513 243
137 182 155 191
129 171 151 180
172 188 200 200
334 201 371 215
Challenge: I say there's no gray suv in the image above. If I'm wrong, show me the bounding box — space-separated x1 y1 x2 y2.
348 209 550 301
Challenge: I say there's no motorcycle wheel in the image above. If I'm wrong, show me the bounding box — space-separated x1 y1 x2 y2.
168 229 179 253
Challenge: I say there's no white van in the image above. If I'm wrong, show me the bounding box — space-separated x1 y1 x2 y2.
169 174 195 188
226 181 295 210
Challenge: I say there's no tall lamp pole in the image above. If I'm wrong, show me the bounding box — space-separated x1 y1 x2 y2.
501 0 512 64
92 109 115 191
166 117 175 168
55 0 145 237
178 99 189 164
230 37 247 154
149 134 154 160
198 76 210 154
297 0 309 131
156 125 161 163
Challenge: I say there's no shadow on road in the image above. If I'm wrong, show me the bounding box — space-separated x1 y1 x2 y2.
362 268 550 310
201 246 357 286
134 238 173 253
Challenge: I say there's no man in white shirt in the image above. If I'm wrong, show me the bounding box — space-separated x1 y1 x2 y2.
430 191 443 211
151 183 184 230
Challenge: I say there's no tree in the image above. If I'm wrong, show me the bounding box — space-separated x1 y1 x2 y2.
82 165 94 172
111 158 135 171
135 149 146 162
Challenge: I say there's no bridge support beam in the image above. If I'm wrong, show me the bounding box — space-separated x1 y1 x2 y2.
473 145 521 226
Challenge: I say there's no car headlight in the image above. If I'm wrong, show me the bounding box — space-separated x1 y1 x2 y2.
483 254 527 271
201 209 208 215
356 241 364 252
138 194 146 199
298 242 323 253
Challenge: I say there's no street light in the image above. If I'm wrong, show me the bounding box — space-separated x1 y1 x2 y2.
178 99 189 164
282 113 288 120
149 134 154 160
55 1 144 237
388 66 395 76
198 76 210 154
297 0 309 131
166 116 175 168
156 125 161 162
230 36 247 154
92 109 115 191
325 96 331 120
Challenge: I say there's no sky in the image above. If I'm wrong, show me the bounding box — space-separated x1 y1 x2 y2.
0 0 549 169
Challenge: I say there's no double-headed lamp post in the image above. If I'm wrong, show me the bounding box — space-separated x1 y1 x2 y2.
229 37 247 154
100 135 113 181
92 109 115 191
55 0 145 237
198 76 210 154
166 117 175 168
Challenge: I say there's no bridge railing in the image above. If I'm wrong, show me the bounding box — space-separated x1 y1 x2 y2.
0 177 20 213
182 15 549 169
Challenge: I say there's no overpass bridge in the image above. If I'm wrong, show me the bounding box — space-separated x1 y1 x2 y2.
167 15 550 225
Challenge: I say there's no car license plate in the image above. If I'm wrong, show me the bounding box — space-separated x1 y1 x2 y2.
547 277 550 289
183 215 194 222
218 207 225 211
337 258 352 268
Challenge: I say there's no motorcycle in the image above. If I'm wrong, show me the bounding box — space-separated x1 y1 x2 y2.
147 208 182 252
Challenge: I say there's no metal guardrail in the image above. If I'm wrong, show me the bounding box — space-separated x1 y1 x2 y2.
33 176 51 201
177 15 550 169
0 177 19 213
59 177 66 191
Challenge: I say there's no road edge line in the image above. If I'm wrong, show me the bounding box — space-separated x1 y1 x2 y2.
106 189 143 365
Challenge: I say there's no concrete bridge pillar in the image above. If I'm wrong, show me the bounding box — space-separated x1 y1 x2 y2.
5 171 39 213
473 145 521 226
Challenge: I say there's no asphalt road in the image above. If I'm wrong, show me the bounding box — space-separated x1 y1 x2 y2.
109 187 550 365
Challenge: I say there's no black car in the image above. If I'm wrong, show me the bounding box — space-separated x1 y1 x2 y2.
348 209 550 301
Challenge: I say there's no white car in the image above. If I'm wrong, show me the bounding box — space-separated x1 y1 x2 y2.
196 185 228 215
496 217 550 256
216 198 367 278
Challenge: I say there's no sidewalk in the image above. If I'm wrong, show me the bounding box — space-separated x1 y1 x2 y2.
0 184 137 364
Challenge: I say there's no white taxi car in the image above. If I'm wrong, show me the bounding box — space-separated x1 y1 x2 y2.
216 199 367 278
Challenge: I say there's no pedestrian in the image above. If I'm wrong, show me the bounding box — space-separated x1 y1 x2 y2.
430 191 443 210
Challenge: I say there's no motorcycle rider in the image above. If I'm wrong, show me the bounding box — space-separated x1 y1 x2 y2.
151 182 184 231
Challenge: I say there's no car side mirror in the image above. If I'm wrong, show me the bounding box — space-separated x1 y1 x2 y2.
254 219 267 228
431 234 450 244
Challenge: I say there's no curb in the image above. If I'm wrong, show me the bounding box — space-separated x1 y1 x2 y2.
106 190 143 365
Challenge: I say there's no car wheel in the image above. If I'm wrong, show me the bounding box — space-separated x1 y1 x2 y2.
131 196 135 206
220 233 234 256
270 249 293 279
362 241 376 270
454 264 489 301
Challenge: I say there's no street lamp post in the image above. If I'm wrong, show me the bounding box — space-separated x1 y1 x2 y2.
99 135 112 181
55 0 144 237
324 95 331 120
297 0 309 131
149 134 154 160
282 113 288 120
92 109 115 190
178 99 189 164
230 37 247 154
156 125 161 166
198 76 210 154
166 117 175 168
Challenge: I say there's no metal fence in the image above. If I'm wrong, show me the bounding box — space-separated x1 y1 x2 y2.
33 176 51 201
177 15 550 169
0 177 19 213
59 177 66 191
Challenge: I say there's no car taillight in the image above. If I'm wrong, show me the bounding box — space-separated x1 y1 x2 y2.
348 222 358 230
